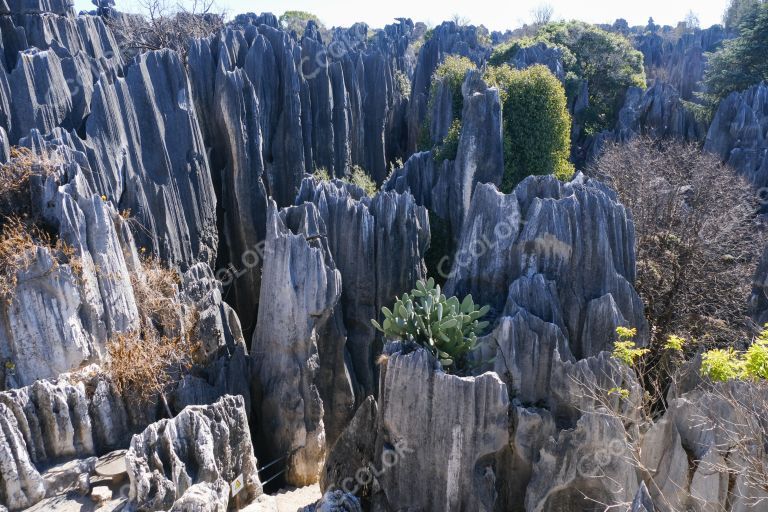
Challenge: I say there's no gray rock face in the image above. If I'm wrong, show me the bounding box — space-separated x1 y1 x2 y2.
386 72 503 241
0 402 45 510
252 200 341 487
616 83 708 142
405 21 490 153
446 178 647 359
525 411 640 511
510 42 565 81
320 396 377 494
635 26 726 102
303 490 362 512
126 395 262 511
295 177 429 442
370 348 509 511
186 18 415 328
705 82 768 189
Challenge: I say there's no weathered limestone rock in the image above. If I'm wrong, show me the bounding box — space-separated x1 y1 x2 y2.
525 411 640 511
705 82 768 189
406 21 490 152
446 178 647 359
126 395 262 511
388 71 503 241
303 490 362 512
252 201 341 486
371 348 509 511
510 42 565 81
320 396 377 494
168 480 229 512
0 403 45 510
295 178 429 443
631 482 656 512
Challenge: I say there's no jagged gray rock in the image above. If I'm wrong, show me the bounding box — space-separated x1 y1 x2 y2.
0 402 45 510
525 411 639 511
406 21 490 153
303 490 362 512
446 177 647 358
126 395 262 511
252 200 341 486
705 82 768 189
510 42 565 81
320 396 377 494
370 348 509 511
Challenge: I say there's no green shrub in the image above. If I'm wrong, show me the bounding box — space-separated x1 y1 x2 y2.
431 55 477 124
485 64 573 191
313 167 331 181
701 348 744 382
704 2 768 107
371 278 490 373
489 37 538 66
490 22 645 134
346 166 377 197
394 70 412 97
434 119 461 164
612 327 650 366
699 326 768 382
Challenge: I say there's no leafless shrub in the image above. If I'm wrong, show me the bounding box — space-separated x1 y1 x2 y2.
531 4 555 26
105 0 225 62
692 381 768 508
590 137 765 350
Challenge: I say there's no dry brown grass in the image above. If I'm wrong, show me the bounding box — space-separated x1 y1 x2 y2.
0 147 58 219
0 217 81 302
106 330 200 402
105 256 202 405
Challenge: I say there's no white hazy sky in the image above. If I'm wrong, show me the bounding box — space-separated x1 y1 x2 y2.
76 0 731 32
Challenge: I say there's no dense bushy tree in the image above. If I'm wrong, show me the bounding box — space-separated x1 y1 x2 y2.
485 64 573 191
279 10 329 39
490 21 646 135
723 0 765 31
704 2 768 105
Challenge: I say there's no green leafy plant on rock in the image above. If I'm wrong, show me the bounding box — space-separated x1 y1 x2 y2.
371 278 490 373
701 326 768 382
612 327 649 366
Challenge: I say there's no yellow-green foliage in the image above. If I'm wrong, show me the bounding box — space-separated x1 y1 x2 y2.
347 166 377 197
431 55 477 124
612 327 649 366
700 326 768 381
664 335 686 352
701 348 744 382
485 64 573 191
607 386 631 400
313 167 331 181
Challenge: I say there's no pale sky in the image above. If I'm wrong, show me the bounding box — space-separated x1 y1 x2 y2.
76 0 730 32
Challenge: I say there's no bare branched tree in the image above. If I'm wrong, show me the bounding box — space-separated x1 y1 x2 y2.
531 3 555 26
590 138 766 350
105 0 225 62
450 13 471 26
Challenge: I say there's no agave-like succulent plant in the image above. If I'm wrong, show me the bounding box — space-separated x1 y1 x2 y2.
371 277 490 371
